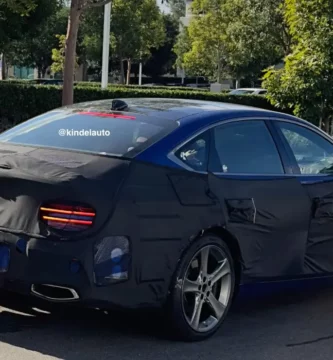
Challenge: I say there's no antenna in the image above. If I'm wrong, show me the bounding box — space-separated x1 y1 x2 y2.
111 100 128 111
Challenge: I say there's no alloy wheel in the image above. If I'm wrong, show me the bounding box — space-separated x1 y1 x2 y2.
181 245 232 333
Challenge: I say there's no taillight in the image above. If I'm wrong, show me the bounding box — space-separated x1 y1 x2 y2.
40 203 96 232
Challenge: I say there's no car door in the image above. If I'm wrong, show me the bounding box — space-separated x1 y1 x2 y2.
207 118 312 282
271 119 333 276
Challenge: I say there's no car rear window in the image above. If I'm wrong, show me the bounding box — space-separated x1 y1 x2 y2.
0 110 178 157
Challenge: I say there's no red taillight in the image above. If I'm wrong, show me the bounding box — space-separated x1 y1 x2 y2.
78 111 136 120
40 203 96 232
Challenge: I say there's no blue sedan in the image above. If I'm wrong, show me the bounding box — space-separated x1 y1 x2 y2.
0 98 332 341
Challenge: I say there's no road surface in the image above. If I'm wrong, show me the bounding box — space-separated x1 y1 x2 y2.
0 286 332 360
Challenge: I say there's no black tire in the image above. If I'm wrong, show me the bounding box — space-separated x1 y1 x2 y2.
167 234 236 342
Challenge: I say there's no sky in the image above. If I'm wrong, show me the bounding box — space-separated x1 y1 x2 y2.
156 0 171 13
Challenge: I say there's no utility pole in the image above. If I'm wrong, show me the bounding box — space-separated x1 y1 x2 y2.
101 2 112 89
138 53 143 85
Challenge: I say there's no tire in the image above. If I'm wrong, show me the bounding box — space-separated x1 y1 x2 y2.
167 234 236 342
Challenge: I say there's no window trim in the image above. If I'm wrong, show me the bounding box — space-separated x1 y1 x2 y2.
171 129 211 173
167 117 289 176
270 118 333 177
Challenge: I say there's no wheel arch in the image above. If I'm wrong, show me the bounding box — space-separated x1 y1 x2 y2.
202 226 243 286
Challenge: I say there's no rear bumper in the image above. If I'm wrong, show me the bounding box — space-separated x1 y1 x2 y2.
0 231 167 309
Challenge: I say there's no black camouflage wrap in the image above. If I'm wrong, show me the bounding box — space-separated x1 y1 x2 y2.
0 141 333 308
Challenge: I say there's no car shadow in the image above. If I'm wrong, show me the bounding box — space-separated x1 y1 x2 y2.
0 285 333 360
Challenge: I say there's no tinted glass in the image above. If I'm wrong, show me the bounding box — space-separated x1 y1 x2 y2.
210 120 284 174
175 131 209 172
0 110 177 157
277 121 333 174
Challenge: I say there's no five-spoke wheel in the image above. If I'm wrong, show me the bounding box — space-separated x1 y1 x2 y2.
168 234 235 341
182 245 232 332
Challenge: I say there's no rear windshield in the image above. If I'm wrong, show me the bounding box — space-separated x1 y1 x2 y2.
0 110 178 157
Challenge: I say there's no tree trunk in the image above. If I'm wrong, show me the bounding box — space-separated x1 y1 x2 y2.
82 61 88 81
1 54 6 80
62 0 82 106
41 66 48 78
318 117 323 130
217 60 222 83
120 59 125 84
126 59 132 85
324 118 330 134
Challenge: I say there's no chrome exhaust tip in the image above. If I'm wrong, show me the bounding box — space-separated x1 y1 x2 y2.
31 284 79 302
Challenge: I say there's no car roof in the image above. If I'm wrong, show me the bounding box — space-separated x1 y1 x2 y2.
231 88 265 91
65 97 305 129
68 97 267 117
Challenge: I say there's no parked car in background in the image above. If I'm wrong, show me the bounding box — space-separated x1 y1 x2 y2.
229 88 267 96
29 79 63 86
142 83 165 87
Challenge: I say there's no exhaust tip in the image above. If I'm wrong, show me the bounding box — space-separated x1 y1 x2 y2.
31 284 79 302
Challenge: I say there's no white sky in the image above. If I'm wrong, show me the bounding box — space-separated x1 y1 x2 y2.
156 0 171 13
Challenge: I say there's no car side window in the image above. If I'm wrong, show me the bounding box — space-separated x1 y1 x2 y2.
276 121 333 175
174 131 209 172
210 120 284 174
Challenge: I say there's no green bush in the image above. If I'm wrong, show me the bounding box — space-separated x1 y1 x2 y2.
0 81 285 129
76 81 210 92
3 79 210 92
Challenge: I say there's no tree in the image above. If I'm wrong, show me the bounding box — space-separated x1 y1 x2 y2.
6 5 68 78
181 0 229 82
110 0 165 84
0 0 37 15
176 0 290 84
62 0 112 106
166 0 186 20
221 0 290 83
143 14 179 79
263 0 333 130
80 7 104 67
173 25 194 75
0 0 60 79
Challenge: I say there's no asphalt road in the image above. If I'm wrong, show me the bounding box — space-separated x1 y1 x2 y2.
0 285 333 360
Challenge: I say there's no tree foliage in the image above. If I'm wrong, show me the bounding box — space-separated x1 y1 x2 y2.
6 5 68 77
80 7 104 67
0 0 61 79
221 0 289 80
176 0 289 83
167 0 186 20
0 0 37 15
263 0 333 129
173 25 196 75
143 14 179 78
180 0 229 82
110 0 166 84
0 0 60 51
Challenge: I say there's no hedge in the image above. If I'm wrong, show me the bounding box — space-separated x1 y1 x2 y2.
77 81 211 92
3 79 210 92
0 81 287 130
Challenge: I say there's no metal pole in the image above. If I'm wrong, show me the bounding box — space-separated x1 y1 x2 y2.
139 62 142 85
101 2 111 89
